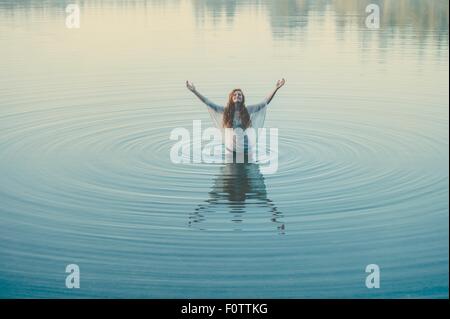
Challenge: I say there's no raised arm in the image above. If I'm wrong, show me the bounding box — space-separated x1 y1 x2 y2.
247 78 286 114
186 81 224 113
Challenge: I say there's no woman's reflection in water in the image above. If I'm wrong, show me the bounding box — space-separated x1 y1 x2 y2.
189 163 285 234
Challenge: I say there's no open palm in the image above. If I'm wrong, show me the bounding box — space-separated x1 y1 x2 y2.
186 80 196 92
276 78 286 89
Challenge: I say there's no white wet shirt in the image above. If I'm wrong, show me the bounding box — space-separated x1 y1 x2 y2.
202 98 268 154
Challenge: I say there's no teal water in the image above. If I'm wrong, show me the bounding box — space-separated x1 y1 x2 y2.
0 0 448 298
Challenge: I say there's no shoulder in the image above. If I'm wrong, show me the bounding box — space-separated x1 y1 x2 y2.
247 101 267 114
205 99 224 113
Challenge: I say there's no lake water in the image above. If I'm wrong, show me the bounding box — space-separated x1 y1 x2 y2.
0 0 448 298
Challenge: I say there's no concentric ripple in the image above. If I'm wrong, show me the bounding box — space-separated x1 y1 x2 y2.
0 0 448 298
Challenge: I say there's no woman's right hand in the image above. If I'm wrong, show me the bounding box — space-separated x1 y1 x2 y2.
186 81 196 92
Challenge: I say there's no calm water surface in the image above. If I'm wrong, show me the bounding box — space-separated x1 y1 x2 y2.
0 0 448 298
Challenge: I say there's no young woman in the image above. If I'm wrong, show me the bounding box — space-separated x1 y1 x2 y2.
186 79 286 159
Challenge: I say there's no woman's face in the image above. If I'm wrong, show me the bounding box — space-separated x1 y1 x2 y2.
232 90 243 104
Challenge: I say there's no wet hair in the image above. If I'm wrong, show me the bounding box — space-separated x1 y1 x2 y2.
223 89 251 129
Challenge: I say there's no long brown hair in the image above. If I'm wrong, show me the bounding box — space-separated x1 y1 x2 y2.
223 89 251 129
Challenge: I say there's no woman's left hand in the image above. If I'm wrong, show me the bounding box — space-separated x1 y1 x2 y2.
276 78 286 89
